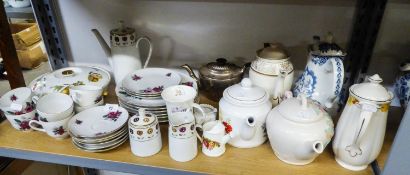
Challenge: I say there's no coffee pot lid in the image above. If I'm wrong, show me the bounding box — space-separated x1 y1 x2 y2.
199 58 243 79
349 74 393 103
311 33 346 57
110 20 135 36
257 43 289 60
223 78 268 105
129 108 157 127
277 95 326 122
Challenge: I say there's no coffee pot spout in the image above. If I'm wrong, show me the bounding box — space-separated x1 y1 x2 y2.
91 29 111 57
181 64 200 86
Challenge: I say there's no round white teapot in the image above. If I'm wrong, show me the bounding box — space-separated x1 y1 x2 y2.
219 78 272 148
266 94 334 165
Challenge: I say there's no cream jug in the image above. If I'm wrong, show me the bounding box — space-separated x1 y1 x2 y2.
249 43 294 106
92 21 153 84
199 120 233 157
333 74 393 171
293 33 345 108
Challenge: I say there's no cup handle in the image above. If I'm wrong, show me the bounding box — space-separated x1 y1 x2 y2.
29 120 45 132
32 96 40 104
192 103 206 124
195 124 203 143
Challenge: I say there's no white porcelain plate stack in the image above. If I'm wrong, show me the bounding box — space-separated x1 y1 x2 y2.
116 68 198 123
68 106 129 152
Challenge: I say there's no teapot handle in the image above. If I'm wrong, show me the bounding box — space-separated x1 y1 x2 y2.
272 71 286 104
354 102 378 145
326 57 344 108
136 36 153 69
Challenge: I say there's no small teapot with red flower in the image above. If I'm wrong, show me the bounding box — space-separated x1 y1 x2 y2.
198 120 234 157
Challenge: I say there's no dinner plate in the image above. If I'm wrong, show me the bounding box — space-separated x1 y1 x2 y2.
72 135 128 152
122 68 181 95
68 106 129 138
73 133 128 148
71 125 128 144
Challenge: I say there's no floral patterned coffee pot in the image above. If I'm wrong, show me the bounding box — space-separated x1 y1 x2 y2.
92 21 153 84
293 33 345 108
333 74 393 171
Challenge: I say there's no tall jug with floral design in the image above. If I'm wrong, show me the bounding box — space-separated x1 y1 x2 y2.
293 33 345 108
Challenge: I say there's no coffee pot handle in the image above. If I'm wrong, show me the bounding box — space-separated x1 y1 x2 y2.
136 36 153 69
326 57 344 108
354 102 378 145
192 103 206 125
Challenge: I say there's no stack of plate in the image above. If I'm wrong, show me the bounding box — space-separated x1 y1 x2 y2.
68 106 129 152
116 68 198 123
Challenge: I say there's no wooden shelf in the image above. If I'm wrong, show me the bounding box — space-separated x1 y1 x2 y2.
0 82 401 174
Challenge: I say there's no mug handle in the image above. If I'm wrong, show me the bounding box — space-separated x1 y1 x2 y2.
195 124 203 143
29 120 45 132
192 103 206 124
136 36 153 69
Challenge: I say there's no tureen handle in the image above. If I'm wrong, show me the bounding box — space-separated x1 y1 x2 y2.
136 36 153 69
326 57 344 108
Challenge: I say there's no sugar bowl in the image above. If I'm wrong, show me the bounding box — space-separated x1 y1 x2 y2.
129 108 162 157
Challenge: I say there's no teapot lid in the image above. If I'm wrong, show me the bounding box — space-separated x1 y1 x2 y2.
349 74 393 103
277 95 327 123
129 108 157 127
110 21 135 36
199 58 243 79
310 33 346 57
257 43 289 60
223 78 268 105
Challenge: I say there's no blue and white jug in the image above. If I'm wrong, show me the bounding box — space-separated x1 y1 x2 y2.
293 33 345 108
394 62 410 107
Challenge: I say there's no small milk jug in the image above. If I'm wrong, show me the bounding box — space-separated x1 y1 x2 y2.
92 21 153 84
333 74 393 171
293 33 345 108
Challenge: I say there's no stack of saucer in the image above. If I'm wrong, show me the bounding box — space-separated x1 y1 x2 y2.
116 68 198 123
68 106 129 152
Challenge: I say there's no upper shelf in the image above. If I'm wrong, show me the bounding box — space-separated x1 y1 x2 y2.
5 7 34 19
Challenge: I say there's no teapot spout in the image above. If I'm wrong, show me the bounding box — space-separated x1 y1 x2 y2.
181 64 200 87
91 29 111 57
312 140 324 154
240 116 257 140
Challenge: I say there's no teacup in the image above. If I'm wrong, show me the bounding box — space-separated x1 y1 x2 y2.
29 113 73 139
3 110 36 131
69 85 103 107
74 97 104 113
161 85 206 124
199 120 233 157
0 87 34 112
35 93 74 122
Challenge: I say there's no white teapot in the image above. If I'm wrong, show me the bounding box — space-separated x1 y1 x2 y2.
266 94 334 165
293 33 345 108
249 43 294 106
92 21 153 84
219 78 272 148
333 74 393 171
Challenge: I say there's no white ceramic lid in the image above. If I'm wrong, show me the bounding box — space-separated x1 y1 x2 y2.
29 66 111 95
349 74 393 103
129 108 157 128
277 95 327 123
68 105 128 138
223 78 268 105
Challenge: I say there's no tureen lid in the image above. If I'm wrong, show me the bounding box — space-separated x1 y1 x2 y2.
223 78 268 105
277 95 327 123
199 58 244 79
310 33 346 57
129 108 157 127
110 20 135 36
257 43 289 60
349 74 393 103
